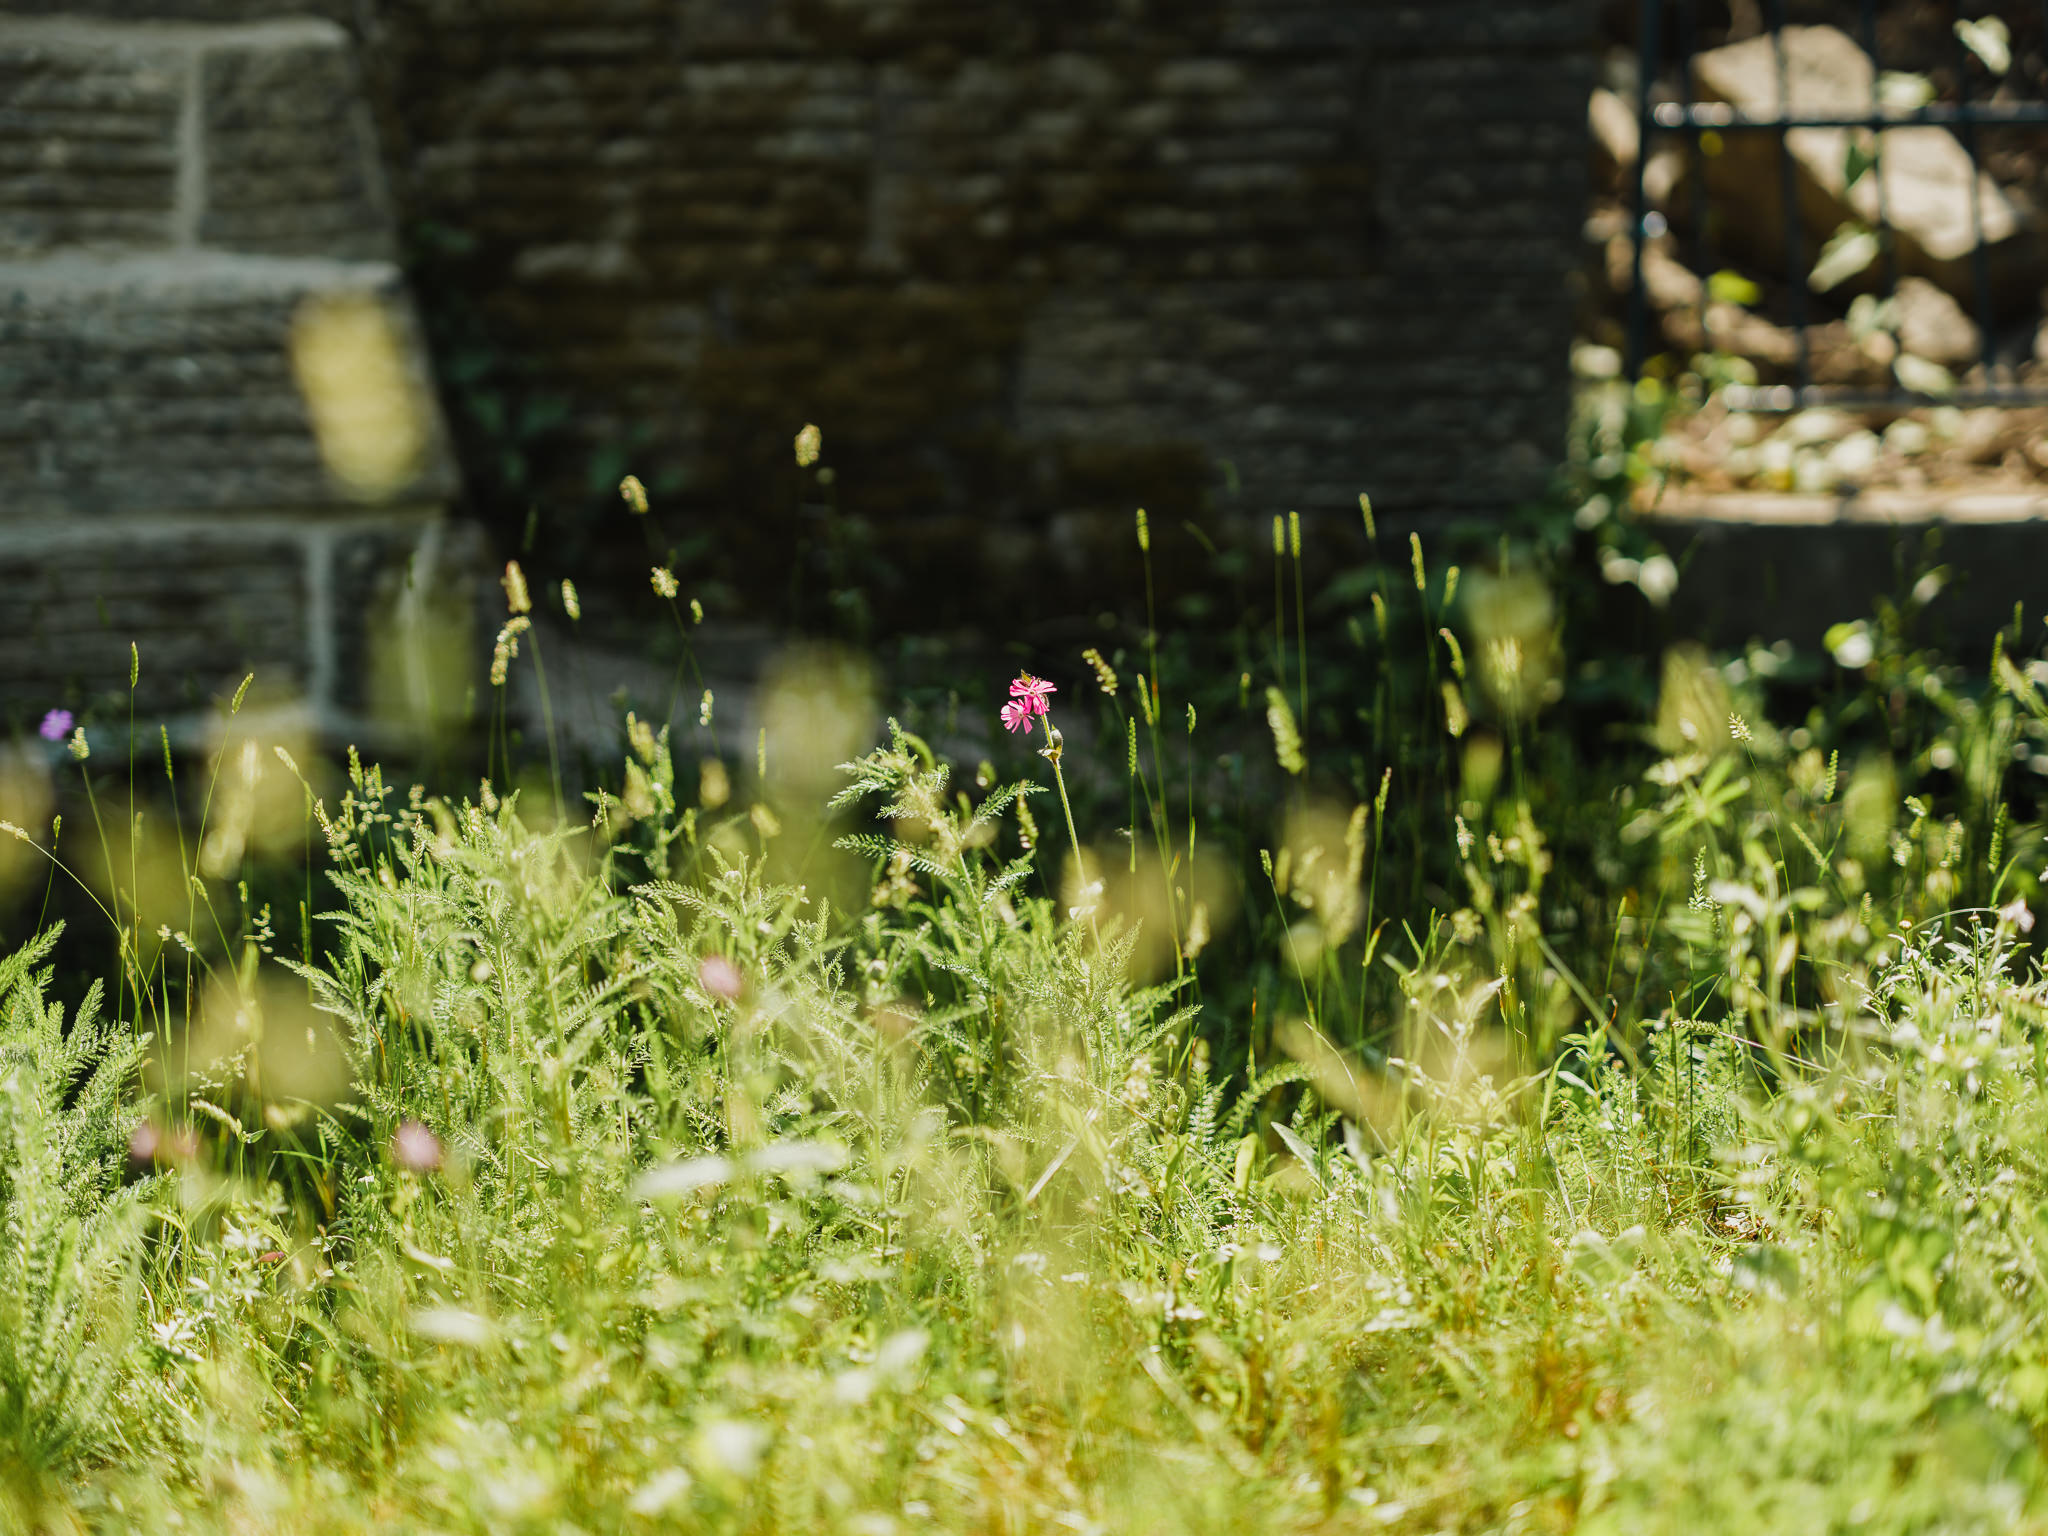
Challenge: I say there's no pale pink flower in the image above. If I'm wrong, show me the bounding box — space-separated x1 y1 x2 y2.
1000 699 1034 734
38 709 72 743
131 1120 198 1168
700 954 744 1002
1999 897 2035 934
391 1120 443 1173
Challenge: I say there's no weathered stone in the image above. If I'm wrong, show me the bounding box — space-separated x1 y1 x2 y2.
0 255 456 515
0 523 309 719
1894 275 1979 367
0 30 182 254
1 1 349 19
0 5 469 742
201 37 392 259
5 0 1596 676
1648 491 2048 651
361 0 1596 622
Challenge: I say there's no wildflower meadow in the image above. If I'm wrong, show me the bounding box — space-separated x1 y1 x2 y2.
6 431 2048 1534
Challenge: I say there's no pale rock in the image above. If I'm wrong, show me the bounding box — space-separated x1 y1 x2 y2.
1781 407 1854 447
1894 277 1979 367
1792 447 1837 493
1591 86 1682 203
1884 418 1930 456
1589 87 1638 168
1692 26 2033 306
1827 429 1882 480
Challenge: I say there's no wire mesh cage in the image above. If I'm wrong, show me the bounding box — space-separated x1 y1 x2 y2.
1623 0 2048 410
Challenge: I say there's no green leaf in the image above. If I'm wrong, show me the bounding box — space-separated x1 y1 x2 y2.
1706 269 1761 308
1955 16 2012 76
1810 225 1881 292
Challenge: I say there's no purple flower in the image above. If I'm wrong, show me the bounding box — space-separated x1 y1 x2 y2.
37 709 72 744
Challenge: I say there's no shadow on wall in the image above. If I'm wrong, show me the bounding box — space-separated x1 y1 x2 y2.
366 0 1596 629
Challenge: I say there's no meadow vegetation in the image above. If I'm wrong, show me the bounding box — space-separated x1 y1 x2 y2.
7 422 2048 1533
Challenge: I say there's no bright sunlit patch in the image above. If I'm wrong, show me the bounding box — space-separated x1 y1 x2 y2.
290 290 433 500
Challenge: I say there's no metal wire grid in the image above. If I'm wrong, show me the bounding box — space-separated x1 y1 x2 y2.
1625 0 2048 410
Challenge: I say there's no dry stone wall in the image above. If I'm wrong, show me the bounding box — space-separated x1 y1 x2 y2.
362 0 1595 617
0 5 459 734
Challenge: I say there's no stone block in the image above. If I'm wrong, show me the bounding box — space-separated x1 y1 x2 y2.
0 33 182 254
0 523 309 719
0 255 457 516
201 38 391 259
328 518 488 725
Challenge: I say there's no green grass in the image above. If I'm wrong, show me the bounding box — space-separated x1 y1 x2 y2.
7 496 2048 1534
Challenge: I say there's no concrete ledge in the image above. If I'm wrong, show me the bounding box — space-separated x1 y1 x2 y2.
1642 491 2048 651
1647 487 2048 528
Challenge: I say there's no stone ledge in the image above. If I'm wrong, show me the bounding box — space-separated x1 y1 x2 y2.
1644 487 2048 527
0 0 349 22
1645 499 2048 653
0 249 402 294
0 506 441 549
0 16 348 54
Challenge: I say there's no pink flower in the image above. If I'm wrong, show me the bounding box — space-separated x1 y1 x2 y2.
1009 675 1056 711
1003 674 1055 733
391 1120 444 1173
38 709 71 743
130 1120 199 1169
700 954 744 1002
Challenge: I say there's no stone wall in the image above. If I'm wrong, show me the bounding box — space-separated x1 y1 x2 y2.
1 0 1595 731
360 0 1595 619
0 6 459 735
